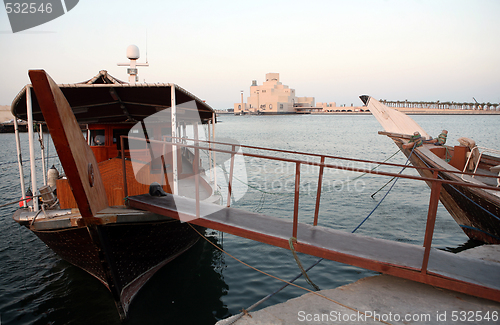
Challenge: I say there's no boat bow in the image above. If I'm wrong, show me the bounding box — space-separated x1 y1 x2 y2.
361 95 431 139
363 95 500 244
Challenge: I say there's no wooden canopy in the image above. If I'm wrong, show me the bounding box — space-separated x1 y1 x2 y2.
11 70 215 124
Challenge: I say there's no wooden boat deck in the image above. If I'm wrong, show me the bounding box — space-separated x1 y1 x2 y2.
127 194 500 301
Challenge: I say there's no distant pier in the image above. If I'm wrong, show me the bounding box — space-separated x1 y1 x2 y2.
0 122 26 133
0 122 50 133
309 107 500 115
381 99 499 111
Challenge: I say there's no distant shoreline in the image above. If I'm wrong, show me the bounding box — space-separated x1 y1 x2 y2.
220 107 500 116
311 109 500 115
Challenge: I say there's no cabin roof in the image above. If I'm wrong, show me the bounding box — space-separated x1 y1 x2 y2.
11 70 215 124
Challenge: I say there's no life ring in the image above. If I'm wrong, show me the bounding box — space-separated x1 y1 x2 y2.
19 188 33 207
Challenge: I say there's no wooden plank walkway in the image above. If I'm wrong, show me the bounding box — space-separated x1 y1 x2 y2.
127 194 500 302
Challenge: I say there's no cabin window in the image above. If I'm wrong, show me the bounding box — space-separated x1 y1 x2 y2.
90 129 105 146
113 129 130 150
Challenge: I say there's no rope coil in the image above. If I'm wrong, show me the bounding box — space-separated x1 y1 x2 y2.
437 130 448 145
409 132 423 147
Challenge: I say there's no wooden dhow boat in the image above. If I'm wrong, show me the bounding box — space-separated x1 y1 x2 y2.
362 95 500 244
10 55 220 319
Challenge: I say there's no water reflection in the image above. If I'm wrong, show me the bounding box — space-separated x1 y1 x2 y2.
4 228 228 325
125 229 228 324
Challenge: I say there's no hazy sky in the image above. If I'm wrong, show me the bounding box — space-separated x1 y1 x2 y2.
1 0 499 109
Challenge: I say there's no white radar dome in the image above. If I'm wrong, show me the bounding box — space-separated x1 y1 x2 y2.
126 45 140 60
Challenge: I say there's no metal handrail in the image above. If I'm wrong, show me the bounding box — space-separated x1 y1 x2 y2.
163 135 500 180
120 135 500 276
123 135 500 190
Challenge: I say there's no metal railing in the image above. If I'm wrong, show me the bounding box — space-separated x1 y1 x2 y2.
121 135 500 274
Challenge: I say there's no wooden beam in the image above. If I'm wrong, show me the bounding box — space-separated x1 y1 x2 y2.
28 70 108 219
378 131 412 139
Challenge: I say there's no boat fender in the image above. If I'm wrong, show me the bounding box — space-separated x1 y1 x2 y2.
149 182 168 197
47 165 60 190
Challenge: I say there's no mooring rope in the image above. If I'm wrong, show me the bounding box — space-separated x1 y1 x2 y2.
315 149 402 191
370 176 396 198
186 144 403 323
288 237 320 291
201 149 404 324
0 195 42 208
352 147 415 233
283 150 415 300
187 223 392 325
222 148 403 201
231 256 324 324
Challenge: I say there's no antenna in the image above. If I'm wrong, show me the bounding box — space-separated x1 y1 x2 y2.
145 30 148 64
117 45 149 85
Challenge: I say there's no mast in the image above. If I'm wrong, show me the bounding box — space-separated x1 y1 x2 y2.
26 85 39 211
14 117 26 207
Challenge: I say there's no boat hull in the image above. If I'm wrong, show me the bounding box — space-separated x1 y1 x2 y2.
397 142 500 244
31 218 204 318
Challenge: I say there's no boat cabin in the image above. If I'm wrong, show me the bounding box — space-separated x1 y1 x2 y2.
10 70 216 210
87 124 133 163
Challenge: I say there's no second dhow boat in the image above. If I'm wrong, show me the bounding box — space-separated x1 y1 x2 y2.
10 62 220 319
362 95 500 244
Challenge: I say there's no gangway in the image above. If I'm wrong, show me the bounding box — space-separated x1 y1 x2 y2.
123 136 500 303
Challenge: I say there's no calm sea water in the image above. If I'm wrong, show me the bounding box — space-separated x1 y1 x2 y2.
0 114 498 324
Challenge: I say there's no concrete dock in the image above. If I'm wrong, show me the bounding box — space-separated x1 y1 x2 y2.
216 245 500 325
